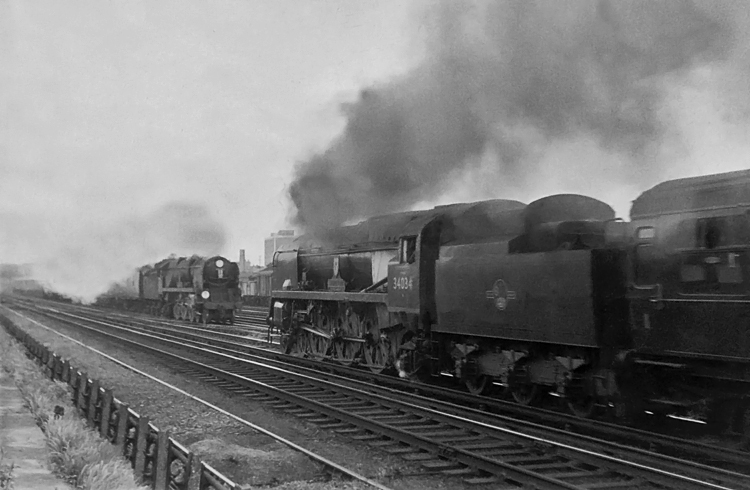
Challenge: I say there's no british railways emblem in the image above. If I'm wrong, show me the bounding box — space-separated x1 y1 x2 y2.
485 279 516 311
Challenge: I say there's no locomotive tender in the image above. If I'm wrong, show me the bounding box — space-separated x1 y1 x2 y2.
107 255 242 325
269 169 750 431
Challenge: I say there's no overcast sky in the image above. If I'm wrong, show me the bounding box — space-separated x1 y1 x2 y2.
0 0 424 285
2 0 749 299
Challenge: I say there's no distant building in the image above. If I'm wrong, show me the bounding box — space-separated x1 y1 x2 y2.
0 263 38 293
264 230 295 266
257 267 274 296
237 249 262 296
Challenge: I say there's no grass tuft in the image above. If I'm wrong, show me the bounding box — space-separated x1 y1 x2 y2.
78 459 147 490
0 321 148 490
46 415 118 478
23 381 70 428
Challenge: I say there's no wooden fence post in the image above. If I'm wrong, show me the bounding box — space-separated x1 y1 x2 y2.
115 403 129 454
77 372 88 415
69 371 80 406
47 354 57 380
61 361 70 384
134 416 149 482
87 380 99 427
99 390 113 440
154 430 169 490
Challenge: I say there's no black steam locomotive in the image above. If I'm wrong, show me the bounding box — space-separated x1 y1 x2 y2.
268 169 750 435
103 255 242 325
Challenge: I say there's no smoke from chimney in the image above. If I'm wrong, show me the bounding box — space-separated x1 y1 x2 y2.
289 0 749 233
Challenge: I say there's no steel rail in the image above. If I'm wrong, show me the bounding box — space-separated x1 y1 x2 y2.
13 304 746 489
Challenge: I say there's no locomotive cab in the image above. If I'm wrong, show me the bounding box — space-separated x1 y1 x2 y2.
616 171 750 428
630 171 750 362
387 217 440 326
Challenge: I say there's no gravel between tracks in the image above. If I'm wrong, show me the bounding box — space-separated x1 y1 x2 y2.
1 306 487 490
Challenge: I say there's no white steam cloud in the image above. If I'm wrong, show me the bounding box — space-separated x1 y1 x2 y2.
0 202 226 302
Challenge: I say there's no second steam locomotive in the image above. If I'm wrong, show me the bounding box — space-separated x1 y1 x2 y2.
103 255 242 325
268 169 750 432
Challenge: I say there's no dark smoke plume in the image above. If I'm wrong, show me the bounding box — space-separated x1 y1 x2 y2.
289 0 746 232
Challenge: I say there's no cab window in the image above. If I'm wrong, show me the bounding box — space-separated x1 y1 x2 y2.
399 236 417 264
669 215 750 250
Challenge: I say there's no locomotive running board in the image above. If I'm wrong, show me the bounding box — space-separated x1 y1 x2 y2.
634 359 687 368
271 290 387 303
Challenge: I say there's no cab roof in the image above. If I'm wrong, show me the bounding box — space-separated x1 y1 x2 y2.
631 169 750 218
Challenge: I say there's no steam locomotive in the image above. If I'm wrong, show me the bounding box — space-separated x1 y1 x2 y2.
268 169 750 435
103 255 242 325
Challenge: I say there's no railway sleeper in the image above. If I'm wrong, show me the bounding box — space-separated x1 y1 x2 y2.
267 402 295 409
327 403 374 411
296 412 325 419
346 404 384 412
350 433 381 441
479 448 536 458
415 429 470 438
580 478 642 489
558 470 628 484
314 422 349 430
282 408 311 414
333 427 364 434
421 460 465 472
402 452 437 461
541 469 594 479
504 456 562 466
425 434 481 443
307 417 334 423
231 389 262 396
367 439 400 447
462 476 499 485
383 445 418 454
367 414 413 422
212 381 238 388
393 422 450 431
385 418 431 427
306 396 350 404
441 467 477 476
239 393 271 400
350 408 398 417
286 390 329 398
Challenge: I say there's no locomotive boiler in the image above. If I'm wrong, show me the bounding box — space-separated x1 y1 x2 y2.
269 169 750 437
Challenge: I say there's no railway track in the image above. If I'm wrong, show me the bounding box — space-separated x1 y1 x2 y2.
6 298 749 489
234 308 268 326
9 297 750 468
